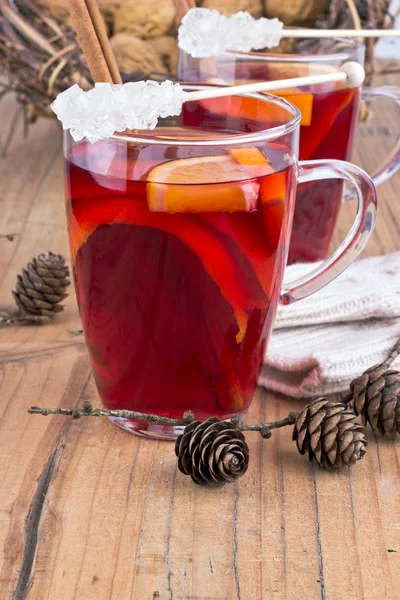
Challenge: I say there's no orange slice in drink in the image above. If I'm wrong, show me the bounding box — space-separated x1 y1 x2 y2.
229 146 287 205
147 155 261 213
272 90 314 126
227 146 273 177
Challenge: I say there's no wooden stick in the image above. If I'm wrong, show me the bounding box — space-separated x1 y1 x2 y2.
284 29 400 38
185 62 364 103
67 0 121 84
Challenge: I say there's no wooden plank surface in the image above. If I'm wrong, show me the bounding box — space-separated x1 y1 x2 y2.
0 69 399 600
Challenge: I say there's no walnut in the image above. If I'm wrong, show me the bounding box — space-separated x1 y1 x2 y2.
114 0 177 39
264 0 329 27
110 34 166 75
202 0 264 18
151 37 178 74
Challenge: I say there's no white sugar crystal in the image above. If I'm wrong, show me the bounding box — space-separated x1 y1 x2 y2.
178 7 230 58
253 17 283 50
51 81 188 143
178 7 284 57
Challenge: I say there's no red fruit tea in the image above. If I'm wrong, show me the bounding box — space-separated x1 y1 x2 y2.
65 129 296 432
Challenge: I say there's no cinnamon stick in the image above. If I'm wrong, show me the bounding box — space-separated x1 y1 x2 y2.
84 0 122 84
67 0 121 84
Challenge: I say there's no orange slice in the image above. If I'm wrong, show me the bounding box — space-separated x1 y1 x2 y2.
228 146 273 178
272 90 314 126
259 171 287 204
146 155 260 213
229 146 287 205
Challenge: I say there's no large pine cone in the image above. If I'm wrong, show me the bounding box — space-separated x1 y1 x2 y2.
350 365 400 435
293 398 367 468
175 418 250 486
12 252 70 317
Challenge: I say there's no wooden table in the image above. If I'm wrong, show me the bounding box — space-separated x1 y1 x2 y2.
0 70 399 600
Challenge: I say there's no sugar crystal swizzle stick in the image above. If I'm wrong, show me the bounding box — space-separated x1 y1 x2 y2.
52 62 365 143
177 7 400 58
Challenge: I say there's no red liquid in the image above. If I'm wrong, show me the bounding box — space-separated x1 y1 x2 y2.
181 59 361 262
291 85 360 262
65 136 296 421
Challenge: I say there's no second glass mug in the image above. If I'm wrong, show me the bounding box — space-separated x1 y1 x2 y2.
178 38 399 263
64 88 376 439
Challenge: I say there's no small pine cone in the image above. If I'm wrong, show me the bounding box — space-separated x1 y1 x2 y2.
12 252 70 317
350 365 400 435
293 398 367 469
175 418 250 486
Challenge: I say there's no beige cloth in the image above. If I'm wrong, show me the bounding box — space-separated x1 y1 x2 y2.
259 252 400 398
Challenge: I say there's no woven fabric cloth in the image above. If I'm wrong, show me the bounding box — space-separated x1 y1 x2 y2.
259 252 400 398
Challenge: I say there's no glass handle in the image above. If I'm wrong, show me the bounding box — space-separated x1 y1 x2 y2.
360 86 400 187
280 159 377 305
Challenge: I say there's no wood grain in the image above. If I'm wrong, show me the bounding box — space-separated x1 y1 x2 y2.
0 69 399 600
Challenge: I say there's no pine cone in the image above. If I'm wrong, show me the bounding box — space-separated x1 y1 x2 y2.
175 417 250 486
12 252 70 317
350 365 400 435
293 398 367 468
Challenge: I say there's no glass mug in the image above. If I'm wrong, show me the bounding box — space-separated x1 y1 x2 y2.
178 38 399 263
64 88 376 439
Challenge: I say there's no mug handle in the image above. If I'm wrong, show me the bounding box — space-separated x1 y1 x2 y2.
360 86 400 187
280 159 377 305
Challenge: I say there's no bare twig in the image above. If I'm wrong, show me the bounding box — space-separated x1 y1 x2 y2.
28 401 299 437
29 403 197 425
239 412 298 438
0 312 51 325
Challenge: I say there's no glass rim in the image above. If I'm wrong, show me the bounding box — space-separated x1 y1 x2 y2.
215 36 361 64
111 85 301 146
